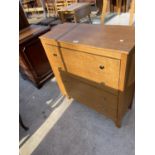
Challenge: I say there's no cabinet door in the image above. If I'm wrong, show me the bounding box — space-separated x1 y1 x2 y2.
21 38 51 79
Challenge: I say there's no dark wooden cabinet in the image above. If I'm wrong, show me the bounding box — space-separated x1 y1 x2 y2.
19 25 53 88
19 2 53 88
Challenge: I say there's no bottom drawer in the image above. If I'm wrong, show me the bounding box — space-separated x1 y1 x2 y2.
61 72 118 121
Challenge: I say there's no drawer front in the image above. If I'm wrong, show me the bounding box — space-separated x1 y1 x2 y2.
61 72 117 121
60 48 120 94
45 45 64 69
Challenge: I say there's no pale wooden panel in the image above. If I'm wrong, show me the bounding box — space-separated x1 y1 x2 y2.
62 72 117 121
60 48 120 94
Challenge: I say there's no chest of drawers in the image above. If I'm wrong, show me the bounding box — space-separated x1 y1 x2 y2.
40 23 135 127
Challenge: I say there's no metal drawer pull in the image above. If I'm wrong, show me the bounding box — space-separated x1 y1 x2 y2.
53 53 57 56
99 65 104 70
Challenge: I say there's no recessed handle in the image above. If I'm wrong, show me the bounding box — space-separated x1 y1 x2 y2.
53 53 57 57
99 65 104 70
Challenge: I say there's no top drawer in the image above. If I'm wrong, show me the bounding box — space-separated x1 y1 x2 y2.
60 48 120 94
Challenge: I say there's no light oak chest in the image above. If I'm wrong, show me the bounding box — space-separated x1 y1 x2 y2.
40 23 135 127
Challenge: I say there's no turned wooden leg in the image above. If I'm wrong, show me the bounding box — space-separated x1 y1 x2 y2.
117 0 122 15
129 0 135 25
101 0 108 24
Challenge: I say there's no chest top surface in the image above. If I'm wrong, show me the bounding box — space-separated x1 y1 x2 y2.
40 23 135 53
41 23 78 41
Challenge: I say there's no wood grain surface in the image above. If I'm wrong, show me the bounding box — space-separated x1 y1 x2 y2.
40 23 135 127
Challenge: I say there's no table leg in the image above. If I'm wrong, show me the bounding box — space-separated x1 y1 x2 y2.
129 0 135 25
73 15 77 23
126 0 130 12
117 0 122 15
101 0 108 24
59 12 65 23
122 0 126 12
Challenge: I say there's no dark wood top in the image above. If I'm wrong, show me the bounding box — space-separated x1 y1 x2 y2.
59 3 90 12
19 25 50 44
59 24 135 53
40 23 78 41
40 23 135 53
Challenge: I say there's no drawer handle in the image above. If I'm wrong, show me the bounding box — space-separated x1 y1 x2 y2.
53 53 57 57
99 65 104 70
58 67 62 70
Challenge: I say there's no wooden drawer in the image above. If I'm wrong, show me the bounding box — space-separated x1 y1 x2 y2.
60 48 120 94
61 72 117 120
44 45 65 72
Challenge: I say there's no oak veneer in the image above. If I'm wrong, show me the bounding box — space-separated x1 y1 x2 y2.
40 23 135 127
